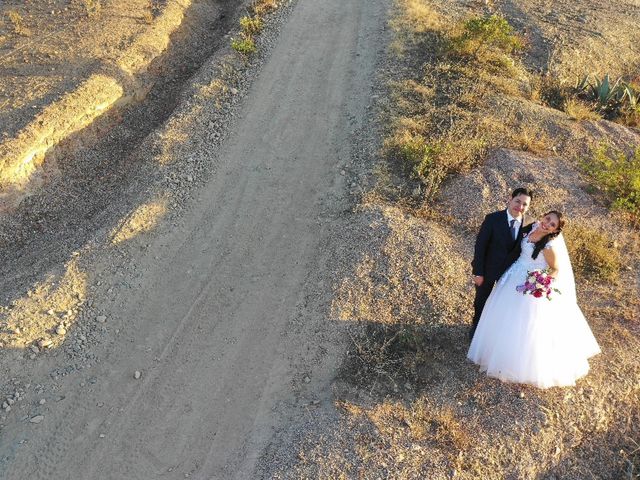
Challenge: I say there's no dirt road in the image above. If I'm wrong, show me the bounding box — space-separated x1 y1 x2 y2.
0 0 386 478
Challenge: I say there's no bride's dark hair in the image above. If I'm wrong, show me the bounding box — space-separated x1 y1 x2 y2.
531 210 566 260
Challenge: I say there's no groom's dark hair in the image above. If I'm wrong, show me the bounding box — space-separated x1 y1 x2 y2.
511 187 533 199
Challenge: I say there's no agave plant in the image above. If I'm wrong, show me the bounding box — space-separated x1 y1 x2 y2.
575 74 591 93
621 83 639 110
590 74 624 106
574 74 630 112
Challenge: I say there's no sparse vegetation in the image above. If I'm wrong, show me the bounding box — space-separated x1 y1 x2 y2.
581 143 640 221
384 132 446 201
450 14 524 57
303 1 640 480
231 5 274 56
564 222 621 281
231 35 257 55
563 97 602 121
540 73 640 126
574 74 640 117
240 15 263 35
251 0 279 16
384 12 532 203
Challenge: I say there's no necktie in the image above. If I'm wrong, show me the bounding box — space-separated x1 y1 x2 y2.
510 219 517 240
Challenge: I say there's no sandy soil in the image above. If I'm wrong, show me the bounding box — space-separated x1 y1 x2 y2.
2 0 637 478
0 0 386 477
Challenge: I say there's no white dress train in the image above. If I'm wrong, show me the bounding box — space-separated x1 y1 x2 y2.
467 223 601 388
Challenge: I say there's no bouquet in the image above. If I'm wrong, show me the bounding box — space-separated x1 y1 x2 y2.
516 269 560 300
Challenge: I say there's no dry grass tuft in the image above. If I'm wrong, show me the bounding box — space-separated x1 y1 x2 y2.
564 98 602 121
7 10 31 36
251 0 279 16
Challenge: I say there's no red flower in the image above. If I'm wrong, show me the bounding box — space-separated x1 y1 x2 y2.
533 290 543 298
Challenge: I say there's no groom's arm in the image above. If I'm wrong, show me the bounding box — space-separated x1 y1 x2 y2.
472 213 493 279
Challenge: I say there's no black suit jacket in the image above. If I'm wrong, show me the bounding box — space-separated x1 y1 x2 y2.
472 210 527 284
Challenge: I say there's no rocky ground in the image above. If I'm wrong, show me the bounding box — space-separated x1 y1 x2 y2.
1 0 639 478
258 0 640 479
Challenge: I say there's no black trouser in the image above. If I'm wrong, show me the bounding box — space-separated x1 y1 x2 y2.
471 280 495 340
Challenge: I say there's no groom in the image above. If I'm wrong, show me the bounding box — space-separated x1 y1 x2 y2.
470 187 533 340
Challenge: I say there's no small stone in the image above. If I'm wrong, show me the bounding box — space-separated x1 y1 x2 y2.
96 316 107 323
133 371 141 380
29 354 36 360
99 433 105 438
55 325 67 335
519 391 525 398
2 402 8 409
30 345 39 353
30 415 44 424
47 309 55 315
303 376 311 383
7 398 14 405
39 399 46 405
38 338 53 349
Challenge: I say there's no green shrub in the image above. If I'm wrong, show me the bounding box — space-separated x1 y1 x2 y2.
231 35 257 55
452 14 524 56
240 15 263 35
581 143 640 220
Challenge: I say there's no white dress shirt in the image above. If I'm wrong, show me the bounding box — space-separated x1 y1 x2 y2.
506 210 522 238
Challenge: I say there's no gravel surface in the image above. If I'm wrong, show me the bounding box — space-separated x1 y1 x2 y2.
0 0 392 477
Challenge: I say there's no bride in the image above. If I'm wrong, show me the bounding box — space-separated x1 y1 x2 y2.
467 211 601 388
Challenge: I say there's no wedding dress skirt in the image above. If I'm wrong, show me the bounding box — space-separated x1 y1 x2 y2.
468 229 601 388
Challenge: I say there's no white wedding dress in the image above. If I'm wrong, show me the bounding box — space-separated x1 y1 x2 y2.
468 223 601 388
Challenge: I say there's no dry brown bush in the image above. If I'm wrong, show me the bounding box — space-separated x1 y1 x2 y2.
564 98 602 122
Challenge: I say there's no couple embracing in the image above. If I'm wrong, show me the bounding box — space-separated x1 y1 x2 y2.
467 188 601 389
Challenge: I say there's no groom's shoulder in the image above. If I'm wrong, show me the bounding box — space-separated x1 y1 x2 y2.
485 209 506 221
